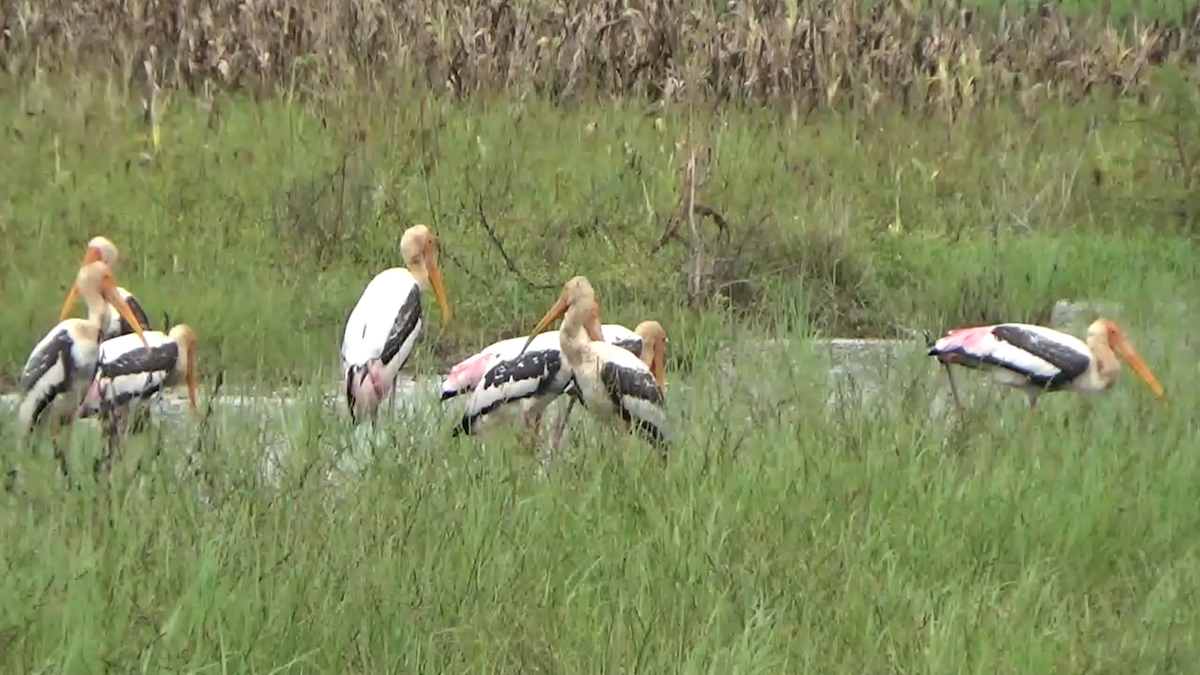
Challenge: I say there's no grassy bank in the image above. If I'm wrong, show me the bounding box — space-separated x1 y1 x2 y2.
2 79 1199 388
2 0 1200 667
0 312 1195 671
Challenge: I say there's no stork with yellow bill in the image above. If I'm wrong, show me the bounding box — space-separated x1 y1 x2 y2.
15 261 149 478
928 318 1166 412
341 225 452 423
77 324 200 436
518 276 670 451
61 236 153 342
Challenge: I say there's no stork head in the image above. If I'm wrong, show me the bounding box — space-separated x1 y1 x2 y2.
68 261 149 347
634 320 668 392
1088 318 1165 399
168 324 200 415
83 236 119 267
62 236 122 322
400 224 451 326
520 276 603 356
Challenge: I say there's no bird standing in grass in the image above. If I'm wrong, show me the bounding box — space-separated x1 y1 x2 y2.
61 236 153 342
77 324 200 434
519 276 670 452
928 317 1166 412
341 225 452 424
444 322 644 441
549 319 670 453
17 261 149 477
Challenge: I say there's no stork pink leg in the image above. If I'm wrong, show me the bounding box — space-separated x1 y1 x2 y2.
550 396 578 456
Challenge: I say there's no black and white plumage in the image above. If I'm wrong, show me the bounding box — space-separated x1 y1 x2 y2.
341 225 451 423
444 324 643 437
928 318 1166 410
77 325 199 428
101 289 152 342
61 236 153 342
593 339 670 444
520 277 671 451
18 261 149 440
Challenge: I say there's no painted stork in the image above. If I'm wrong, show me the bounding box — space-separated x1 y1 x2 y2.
61 236 153 342
341 224 451 423
519 276 670 451
77 324 200 435
444 323 644 439
16 261 148 476
928 318 1166 412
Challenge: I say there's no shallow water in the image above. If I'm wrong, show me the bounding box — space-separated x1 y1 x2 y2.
0 338 981 429
0 337 1055 490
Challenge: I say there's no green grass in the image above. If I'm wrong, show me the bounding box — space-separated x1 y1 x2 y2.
1 77 1198 389
0 307 1194 671
1 60 1200 670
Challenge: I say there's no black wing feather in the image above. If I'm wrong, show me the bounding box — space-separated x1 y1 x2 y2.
21 329 75 394
381 284 422 367
612 337 643 358
21 329 79 425
455 350 566 436
599 361 667 445
100 342 179 379
120 295 153 335
991 325 1091 387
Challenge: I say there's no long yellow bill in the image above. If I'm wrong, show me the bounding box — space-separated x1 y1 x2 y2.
185 348 199 415
59 284 81 322
426 252 452 326
100 277 149 348
1112 339 1166 399
520 297 568 357
650 344 666 392
59 246 106 321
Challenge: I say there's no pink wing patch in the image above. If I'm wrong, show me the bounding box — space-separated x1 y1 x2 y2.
441 352 498 394
934 325 1000 357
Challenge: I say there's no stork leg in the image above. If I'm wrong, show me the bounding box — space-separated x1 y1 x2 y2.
550 396 578 456
388 376 399 422
520 409 544 453
942 363 965 413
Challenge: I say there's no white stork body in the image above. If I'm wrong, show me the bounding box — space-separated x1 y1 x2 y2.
564 339 669 445
340 225 451 424
18 321 104 438
928 319 1165 410
445 324 644 437
520 277 670 451
77 325 199 429
342 268 424 422
18 261 149 441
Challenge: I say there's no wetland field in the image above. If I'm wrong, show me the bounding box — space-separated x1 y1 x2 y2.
1 0 1200 671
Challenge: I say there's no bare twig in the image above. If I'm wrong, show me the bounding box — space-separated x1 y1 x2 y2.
463 176 557 291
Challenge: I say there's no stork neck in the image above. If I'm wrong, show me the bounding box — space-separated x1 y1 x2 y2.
1087 333 1120 387
557 307 593 368
83 290 111 328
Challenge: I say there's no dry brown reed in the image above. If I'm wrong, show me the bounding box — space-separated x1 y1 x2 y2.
3 0 1200 111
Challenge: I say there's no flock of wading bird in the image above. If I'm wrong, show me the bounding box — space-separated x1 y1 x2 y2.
15 226 1169 474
